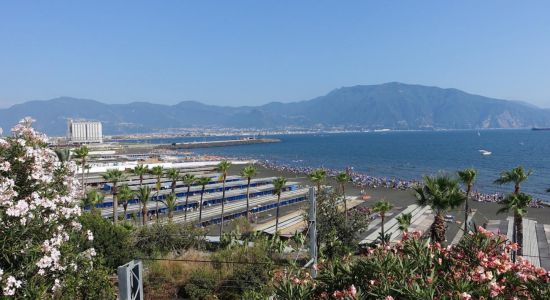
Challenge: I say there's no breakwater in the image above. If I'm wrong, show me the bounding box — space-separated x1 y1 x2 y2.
156 138 280 150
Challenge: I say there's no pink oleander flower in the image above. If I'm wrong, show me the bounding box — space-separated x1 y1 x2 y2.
347 284 357 297
478 226 494 238
507 242 519 251
385 296 394 300
489 282 505 297
535 267 548 277
460 292 472 300
476 250 486 260
517 272 529 282
333 290 344 298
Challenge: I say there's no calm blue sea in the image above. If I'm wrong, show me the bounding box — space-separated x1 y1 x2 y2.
133 130 550 201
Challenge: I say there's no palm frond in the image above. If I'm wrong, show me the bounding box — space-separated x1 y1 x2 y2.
373 200 393 214
272 177 287 195
182 174 197 185
335 171 350 183
217 160 232 172
457 168 477 185
137 186 152 205
415 174 465 213
239 164 257 179
133 164 149 176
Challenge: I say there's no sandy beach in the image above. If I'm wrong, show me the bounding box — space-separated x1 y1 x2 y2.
226 163 550 242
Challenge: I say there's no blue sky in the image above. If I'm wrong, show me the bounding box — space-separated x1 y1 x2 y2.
1 1 549 108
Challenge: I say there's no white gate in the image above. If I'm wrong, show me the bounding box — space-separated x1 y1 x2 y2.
117 260 143 300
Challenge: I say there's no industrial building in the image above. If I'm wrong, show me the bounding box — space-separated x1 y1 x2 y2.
68 119 103 143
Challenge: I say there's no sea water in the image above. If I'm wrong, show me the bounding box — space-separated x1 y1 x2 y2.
135 130 550 201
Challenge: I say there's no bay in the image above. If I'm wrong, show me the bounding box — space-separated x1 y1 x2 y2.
135 130 550 201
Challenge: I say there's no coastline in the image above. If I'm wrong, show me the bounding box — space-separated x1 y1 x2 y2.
225 157 549 241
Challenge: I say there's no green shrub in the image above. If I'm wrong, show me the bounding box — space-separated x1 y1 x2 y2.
212 235 274 298
181 269 218 300
134 223 207 257
60 262 116 299
79 212 136 270
313 190 371 259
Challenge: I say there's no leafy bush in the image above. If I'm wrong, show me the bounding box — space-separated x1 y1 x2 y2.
61 262 115 299
134 222 207 257
144 250 213 299
79 212 136 270
274 227 550 299
313 190 371 259
212 234 275 299
182 269 217 300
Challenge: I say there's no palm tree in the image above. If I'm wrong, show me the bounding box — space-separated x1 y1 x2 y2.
150 166 165 222
240 165 257 220
181 174 196 222
165 192 177 223
494 166 532 258
396 212 412 233
82 189 104 214
272 177 287 234
102 169 126 224
197 177 212 224
373 200 394 244
166 168 180 194
458 168 477 233
217 160 232 236
494 166 532 195
117 184 134 222
415 175 467 243
497 192 531 257
335 171 351 222
133 164 149 187
73 145 89 197
308 169 327 191
137 186 152 226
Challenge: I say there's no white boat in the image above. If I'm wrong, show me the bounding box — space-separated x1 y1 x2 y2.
478 150 492 156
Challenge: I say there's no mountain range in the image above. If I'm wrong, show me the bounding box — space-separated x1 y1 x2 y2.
1 82 550 135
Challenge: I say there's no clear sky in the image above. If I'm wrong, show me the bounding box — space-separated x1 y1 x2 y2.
1 1 549 108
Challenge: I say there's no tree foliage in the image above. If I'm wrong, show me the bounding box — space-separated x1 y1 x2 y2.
314 190 371 259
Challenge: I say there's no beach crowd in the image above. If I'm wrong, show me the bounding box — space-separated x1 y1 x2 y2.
256 160 546 208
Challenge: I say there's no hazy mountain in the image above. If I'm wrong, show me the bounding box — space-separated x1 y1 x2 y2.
1 83 550 135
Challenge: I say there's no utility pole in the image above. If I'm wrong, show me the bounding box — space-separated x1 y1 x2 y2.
308 187 318 278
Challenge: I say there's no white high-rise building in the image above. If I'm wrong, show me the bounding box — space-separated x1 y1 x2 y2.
68 120 103 144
